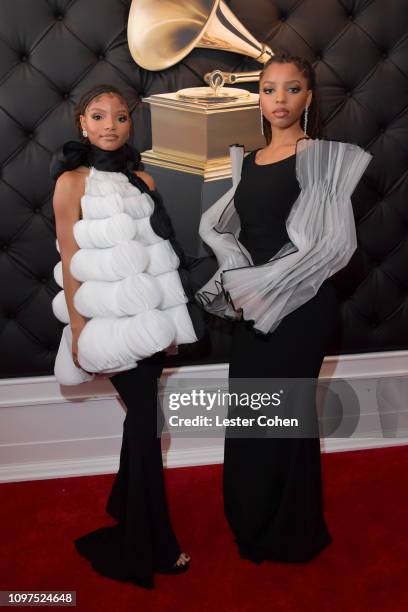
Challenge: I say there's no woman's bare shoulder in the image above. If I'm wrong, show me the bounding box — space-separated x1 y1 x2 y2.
53 168 88 218
134 170 155 191
55 167 89 192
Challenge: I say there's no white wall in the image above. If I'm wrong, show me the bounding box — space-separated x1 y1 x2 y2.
1 352 407 483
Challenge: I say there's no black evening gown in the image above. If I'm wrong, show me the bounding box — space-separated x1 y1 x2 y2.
223 150 341 563
74 351 182 589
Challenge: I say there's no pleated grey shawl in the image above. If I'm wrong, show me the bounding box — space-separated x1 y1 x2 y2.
195 137 373 334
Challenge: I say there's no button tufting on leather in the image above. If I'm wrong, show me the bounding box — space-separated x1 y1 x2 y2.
0 0 406 377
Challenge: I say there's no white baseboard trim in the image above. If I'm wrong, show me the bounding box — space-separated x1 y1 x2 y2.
2 349 408 409
1 437 407 483
1 350 408 483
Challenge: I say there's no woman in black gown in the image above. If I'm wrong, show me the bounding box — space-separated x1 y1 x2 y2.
219 52 348 563
225 152 339 562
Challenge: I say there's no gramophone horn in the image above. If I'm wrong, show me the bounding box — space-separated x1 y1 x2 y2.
127 0 273 71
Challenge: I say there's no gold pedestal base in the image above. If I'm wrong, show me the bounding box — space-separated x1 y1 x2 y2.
141 149 232 181
142 92 264 180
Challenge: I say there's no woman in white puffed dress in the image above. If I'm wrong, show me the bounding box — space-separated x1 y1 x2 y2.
51 84 197 588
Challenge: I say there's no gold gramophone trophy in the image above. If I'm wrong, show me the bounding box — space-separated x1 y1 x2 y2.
127 0 273 255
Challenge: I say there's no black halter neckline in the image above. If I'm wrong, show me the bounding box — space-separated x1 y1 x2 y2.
87 143 136 173
50 140 142 180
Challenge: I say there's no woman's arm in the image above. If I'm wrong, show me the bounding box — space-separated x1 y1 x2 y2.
135 170 155 191
53 171 87 367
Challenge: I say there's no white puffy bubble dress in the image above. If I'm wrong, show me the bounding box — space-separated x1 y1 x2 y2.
52 167 197 385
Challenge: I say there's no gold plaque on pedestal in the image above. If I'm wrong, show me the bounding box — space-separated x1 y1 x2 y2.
142 92 265 180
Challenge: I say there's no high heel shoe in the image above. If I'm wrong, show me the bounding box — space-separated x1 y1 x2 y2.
156 553 191 575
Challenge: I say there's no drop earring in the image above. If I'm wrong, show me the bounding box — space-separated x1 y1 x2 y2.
303 106 309 136
82 129 88 138
260 102 264 136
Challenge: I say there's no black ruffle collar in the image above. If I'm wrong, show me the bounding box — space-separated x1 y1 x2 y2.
50 140 142 181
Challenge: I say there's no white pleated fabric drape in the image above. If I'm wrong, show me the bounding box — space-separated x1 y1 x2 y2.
196 138 373 334
53 168 197 385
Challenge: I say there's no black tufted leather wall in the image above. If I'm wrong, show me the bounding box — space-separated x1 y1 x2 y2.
0 0 407 378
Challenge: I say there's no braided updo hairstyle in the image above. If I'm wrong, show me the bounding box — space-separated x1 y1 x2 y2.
259 51 322 144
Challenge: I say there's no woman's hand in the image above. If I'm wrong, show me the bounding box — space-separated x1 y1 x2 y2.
71 323 109 378
71 323 86 370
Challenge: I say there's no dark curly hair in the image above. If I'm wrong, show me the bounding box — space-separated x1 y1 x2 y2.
259 51 321 144
74 84 131 141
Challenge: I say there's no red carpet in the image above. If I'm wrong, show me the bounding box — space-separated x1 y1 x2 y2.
1 445 407 612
